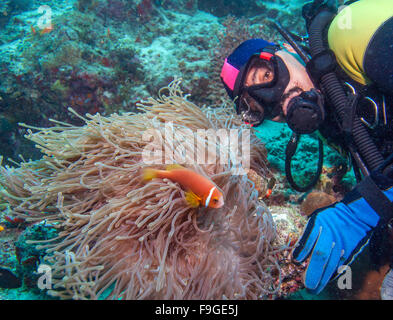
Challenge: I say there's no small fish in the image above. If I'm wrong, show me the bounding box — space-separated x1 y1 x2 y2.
264 189 273 199
0 267 22 289
4 215 25 225
39 24 53 35
143 164 224 208
264 177 276 199
0 225 4 232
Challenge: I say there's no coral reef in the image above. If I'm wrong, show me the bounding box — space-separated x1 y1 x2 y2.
0 1 11 27
0 0 311 167
0 267 21 289
0 228 21 272
197 0 304 27
0 0 32 27
300 191 337 217
0 1 223 163
0 81 285 300
269 205 307 296
15 223 59 290
198 0 266 18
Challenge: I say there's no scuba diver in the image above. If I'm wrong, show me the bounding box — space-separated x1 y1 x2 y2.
220 0 393 297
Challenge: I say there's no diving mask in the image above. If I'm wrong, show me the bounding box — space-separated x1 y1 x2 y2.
236 49 290 126
237 51 325 134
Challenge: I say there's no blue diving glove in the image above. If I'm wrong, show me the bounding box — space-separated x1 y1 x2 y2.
292 172 393 294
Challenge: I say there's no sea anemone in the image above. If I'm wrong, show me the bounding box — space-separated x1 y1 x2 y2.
0 80 283 300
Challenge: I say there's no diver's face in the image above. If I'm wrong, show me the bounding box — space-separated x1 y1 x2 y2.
243 50 316 122
244 62 274 87
276 50 316 116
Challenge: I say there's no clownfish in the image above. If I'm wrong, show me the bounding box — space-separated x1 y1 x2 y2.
263 177 276 199
142 164 225 209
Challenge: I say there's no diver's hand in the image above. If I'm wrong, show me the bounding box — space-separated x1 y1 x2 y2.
292 176 393 294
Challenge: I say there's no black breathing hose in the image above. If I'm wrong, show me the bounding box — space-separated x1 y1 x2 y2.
267 20 310 64
268 19 325 192
285 133 324 192
308 10 384 173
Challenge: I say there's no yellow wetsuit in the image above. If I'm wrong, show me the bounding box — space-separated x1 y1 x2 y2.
328 0 393 86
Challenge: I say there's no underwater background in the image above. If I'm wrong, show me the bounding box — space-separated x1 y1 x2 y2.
0 0 379 300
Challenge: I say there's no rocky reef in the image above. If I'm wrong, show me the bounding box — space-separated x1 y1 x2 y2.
0 0 306 164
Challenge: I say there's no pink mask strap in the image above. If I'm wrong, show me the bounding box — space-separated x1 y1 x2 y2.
220 59 239 91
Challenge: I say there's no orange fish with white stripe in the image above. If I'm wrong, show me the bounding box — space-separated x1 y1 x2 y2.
142 164 224 208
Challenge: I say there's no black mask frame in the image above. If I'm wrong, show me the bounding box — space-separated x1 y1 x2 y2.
236 50 290 126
